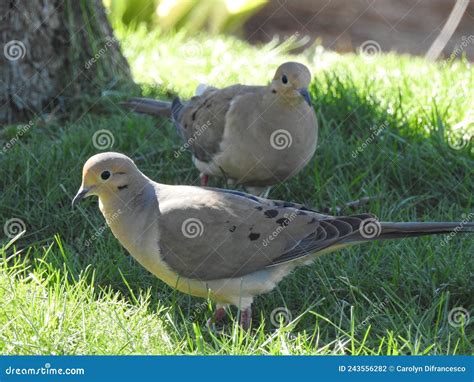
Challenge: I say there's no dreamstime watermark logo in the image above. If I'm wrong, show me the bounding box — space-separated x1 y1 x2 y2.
174 121 211 158
262 212 297 247
84 209 122 247
270 129 293 150
359 40 381 61
447 116 473 151
186 302 208 324
448 35 474 63
4 362 84 376
448 307 470 328
2 120 33 153
3 218 26 238
270 307 292 327
181 41 203 63
351 121 388 158
360 217 381 239
181 218 204 238
439 212 473 247
448 134 472 151
355 296 390 334
4 40 26 61
84 36 117 70
92 129 115 150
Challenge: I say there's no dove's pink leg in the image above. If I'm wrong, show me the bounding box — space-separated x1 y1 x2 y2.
214 306 226 321
200 174 209 187
206 306 227 327
240 307 252 330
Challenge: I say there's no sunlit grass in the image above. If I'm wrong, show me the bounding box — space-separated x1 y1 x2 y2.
118 26 473 133
0 28 472 355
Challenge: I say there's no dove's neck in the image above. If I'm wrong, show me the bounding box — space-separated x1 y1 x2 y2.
99 175 159 251
277 94 304 109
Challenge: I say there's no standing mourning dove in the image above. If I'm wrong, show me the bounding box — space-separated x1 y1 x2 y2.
121 62 318 196
73 152 474 329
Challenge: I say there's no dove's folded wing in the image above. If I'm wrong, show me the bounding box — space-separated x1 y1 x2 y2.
156 187 373 281
171 85 263 162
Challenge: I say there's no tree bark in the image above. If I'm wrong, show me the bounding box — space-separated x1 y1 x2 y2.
0 0 133 125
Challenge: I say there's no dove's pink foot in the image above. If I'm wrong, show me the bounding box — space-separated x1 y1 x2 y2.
214 306 227 322
200 174 209 187
240 307 252 330
206 306 226 327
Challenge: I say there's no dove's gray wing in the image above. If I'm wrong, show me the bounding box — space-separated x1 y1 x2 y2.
156 186 373 281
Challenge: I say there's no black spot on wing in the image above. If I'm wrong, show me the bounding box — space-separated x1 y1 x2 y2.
264 209 279 218
249 232 260 241
276 218 290 227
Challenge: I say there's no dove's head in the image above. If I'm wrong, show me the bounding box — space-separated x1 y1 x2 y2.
73 152 144 207
271 62 312 106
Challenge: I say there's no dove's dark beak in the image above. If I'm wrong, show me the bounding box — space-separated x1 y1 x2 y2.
298 88 312 107
72 187 90 208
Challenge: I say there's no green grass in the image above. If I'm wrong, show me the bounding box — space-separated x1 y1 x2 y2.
1 28 473 355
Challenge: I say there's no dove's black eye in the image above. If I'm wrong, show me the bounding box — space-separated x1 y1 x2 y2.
101 170 111 180
281 75 288 84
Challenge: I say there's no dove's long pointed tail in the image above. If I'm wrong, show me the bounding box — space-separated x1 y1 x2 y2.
271 217 474 267
345 220 474 244
120 97 172 118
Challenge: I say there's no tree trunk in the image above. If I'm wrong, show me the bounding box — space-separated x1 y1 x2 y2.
0 0 133 125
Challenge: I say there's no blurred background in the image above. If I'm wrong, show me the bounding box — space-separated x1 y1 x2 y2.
2 0 473 124
105 0 474 59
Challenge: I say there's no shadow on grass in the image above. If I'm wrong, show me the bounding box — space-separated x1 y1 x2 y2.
1 73 472 348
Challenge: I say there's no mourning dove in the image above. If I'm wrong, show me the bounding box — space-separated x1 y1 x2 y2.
121 62 318 196
73 152 474 329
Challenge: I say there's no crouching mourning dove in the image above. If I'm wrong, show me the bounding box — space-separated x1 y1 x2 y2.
121 62 318 196
73 152 474 329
